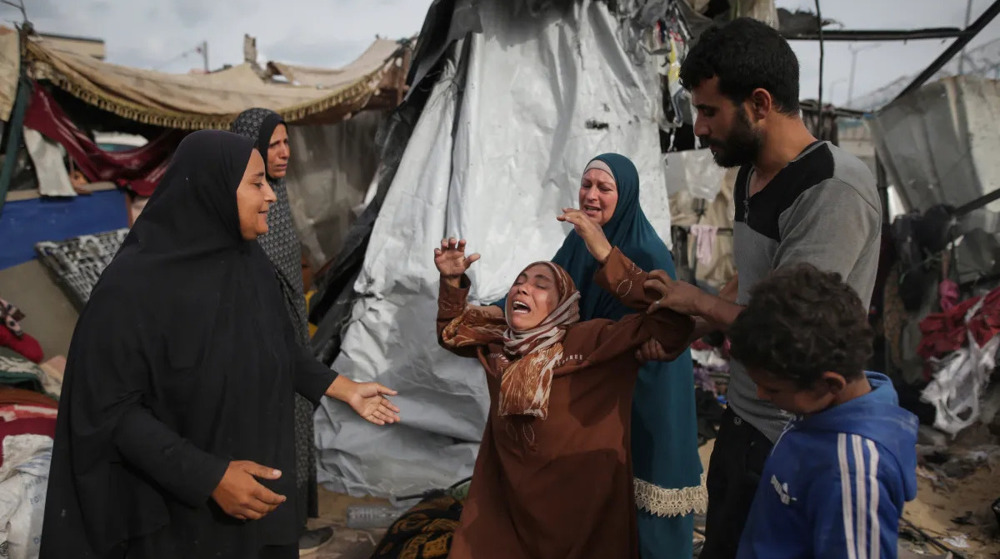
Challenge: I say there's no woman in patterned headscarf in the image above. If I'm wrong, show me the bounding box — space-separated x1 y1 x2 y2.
231 109 323 550
494 153 706 558
435 227 694 558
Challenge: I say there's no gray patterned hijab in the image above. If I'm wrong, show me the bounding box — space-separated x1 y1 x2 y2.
231 108 309 346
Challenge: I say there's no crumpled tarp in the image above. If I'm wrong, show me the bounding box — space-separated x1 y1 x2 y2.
919 286 1000 436
922 335 999 437
23 35 403 129
871 76 1000 215
268 39 406 89
315 0 672 497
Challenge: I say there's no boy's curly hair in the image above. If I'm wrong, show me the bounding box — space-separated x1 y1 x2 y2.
729 264 873 387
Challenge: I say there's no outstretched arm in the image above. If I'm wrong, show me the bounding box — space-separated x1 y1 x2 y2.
291 315 400 426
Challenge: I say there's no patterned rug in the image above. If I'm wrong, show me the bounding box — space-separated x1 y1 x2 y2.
35 229 129 308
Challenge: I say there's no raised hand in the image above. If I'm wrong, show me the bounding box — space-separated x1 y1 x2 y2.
211 461 287 521
557 208 612 264
434 238 480 285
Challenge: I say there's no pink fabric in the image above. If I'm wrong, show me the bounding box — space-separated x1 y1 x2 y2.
689 224 718 266
939 279 960 311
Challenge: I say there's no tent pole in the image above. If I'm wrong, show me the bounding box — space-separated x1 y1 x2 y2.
0 37 32 217
875 154 890 222
814 0 824 111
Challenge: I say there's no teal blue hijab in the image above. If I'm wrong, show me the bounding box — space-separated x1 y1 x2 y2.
551 153 673 321
552 153 702 558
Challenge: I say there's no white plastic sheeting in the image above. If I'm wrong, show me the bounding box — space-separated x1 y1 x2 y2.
316 0 672 497
870 76 1000 215
922 299 1000 437
665 148 726 201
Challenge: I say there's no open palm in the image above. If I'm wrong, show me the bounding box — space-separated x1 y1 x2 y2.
434 238 480 277
348 382 401 426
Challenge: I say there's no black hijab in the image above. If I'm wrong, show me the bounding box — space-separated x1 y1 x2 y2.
230 109 308 346
41 130 322 558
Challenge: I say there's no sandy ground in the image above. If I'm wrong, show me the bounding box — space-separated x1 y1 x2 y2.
304 436 1000 558
304 490 390 558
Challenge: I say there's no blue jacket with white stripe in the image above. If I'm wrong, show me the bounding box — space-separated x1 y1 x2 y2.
736 372 919 559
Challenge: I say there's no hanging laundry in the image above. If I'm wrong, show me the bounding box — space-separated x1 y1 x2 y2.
939 279 960 311
689 224 718 266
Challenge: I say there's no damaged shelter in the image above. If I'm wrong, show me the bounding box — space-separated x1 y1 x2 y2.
860 74 1000 558
0 27 413 275
0 23 413 320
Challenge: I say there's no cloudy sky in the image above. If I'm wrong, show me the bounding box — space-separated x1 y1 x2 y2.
3 0 999 107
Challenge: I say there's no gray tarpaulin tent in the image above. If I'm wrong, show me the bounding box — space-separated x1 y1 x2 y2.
313 0 682 497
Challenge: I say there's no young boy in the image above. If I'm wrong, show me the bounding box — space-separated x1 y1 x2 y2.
727 264 918 559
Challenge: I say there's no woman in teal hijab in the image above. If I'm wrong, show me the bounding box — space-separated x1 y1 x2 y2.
550 154 705 557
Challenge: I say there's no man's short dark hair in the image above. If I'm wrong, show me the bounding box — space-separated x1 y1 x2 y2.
679 17 801 115
729 264 873 387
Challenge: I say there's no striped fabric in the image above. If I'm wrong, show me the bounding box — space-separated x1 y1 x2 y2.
837 433 883 559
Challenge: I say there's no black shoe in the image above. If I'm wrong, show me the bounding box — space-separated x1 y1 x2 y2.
299 526 334 556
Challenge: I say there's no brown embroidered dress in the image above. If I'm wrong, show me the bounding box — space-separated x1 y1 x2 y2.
437 249 694 559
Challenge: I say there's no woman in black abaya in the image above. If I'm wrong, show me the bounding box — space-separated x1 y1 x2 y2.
40 130 400 559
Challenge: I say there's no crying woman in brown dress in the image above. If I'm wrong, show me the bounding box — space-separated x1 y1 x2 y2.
433 212 694 559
